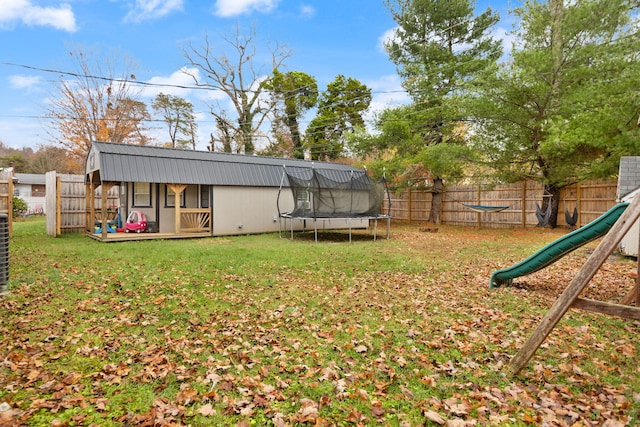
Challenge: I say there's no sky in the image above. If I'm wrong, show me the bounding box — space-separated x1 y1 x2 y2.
0 0 518 152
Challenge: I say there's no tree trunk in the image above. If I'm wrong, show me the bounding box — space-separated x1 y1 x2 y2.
240 120 254 154
239 108 254 154
428 177 444 224
286 113 304 159
543 183 561 228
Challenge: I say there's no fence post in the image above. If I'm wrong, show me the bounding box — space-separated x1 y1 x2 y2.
441 189 444 224
408 189 413 224
476 185 482 227
56 176 61 236
576 182 582 227
522 181 527 227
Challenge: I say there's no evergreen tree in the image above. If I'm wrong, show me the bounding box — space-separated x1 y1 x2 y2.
305 75 371 160
471 0 640 227
383 0 501 223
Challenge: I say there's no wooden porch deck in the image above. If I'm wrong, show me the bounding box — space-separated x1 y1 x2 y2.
87 231 212 242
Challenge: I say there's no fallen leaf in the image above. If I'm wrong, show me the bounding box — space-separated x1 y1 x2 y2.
176 388 199 405
424 409 446 425
354 345 368 353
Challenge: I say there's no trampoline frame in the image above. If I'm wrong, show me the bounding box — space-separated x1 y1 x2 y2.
278 213 391 242
277 166 392 242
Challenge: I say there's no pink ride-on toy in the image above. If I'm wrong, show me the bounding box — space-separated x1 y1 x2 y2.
125 210 147 233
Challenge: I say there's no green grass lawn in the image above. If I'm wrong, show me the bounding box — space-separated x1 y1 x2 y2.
1 217 638 426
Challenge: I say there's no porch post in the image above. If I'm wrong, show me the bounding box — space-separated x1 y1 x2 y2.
87 175 95 234
168 184 187 234
100 183 114 239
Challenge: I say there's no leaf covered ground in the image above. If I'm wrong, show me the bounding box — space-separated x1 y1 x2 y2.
1 219 639 426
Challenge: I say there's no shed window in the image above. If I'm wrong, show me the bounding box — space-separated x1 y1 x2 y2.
165 185 186 208
133 182 151 207
297 189 311 210
200 186 210 209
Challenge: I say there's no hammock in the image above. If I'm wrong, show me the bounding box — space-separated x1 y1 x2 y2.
565 206 578 227
536 201 552 227
463 203 509 213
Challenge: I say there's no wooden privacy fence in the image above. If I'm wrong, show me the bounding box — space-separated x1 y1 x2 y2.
39 175 617 233
0 170 13 236
384 180 618 228
45 172 119 236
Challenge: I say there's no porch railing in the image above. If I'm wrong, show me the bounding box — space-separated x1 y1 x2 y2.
180 208 211 233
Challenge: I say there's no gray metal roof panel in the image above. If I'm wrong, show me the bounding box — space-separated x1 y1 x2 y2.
15 173 46 185
90 141 361 186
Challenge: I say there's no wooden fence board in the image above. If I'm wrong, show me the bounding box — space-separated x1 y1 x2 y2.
46 173 119 236
0 170 12 236
383 180 618 228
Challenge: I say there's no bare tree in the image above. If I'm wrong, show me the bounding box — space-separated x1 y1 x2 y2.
183 25 289 154
30 145 82 174
46 47 150 162
208 112 239 153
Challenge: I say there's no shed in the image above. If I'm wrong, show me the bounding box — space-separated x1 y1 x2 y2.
85 142 376 241
617 156 640 257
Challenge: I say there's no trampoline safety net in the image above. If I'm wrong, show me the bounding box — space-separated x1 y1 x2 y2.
280 167 387 218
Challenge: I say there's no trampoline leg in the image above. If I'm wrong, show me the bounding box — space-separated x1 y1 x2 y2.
314 219 318 242
372 218 376 241
387 217 390 239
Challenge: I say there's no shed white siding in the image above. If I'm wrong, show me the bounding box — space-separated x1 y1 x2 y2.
617 158 640 257
212 187 287 235
619 188 640 257
211 186 369 236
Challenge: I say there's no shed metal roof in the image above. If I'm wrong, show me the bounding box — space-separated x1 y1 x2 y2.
87 141 363 187
15 173 46 185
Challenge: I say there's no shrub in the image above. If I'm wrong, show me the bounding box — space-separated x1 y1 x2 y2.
12 196 27 218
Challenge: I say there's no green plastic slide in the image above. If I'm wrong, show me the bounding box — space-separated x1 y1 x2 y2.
490 202 629 288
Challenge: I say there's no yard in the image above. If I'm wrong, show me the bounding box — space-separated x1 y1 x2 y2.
1 217 638 426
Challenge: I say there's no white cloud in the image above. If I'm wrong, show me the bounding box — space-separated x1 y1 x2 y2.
299 5 314 18
142 67 229 105
363 74 410 128
0 0 77 32
493 25 515 60
213 0 279 17
141 67 199 98
123 0 184 23
377 27 397 53
367 74 409 106
8 74 43 92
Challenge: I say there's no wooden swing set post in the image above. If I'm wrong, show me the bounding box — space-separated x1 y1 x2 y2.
620 225 640 306
510 194 640 376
